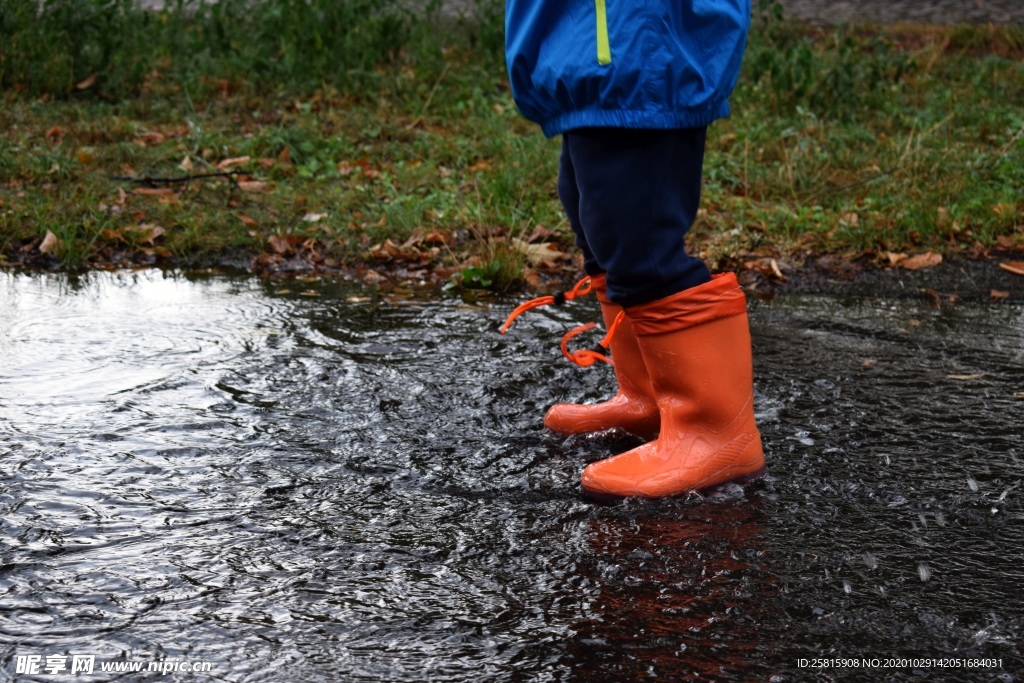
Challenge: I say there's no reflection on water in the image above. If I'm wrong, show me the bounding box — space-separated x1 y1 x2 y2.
0 270 1022 682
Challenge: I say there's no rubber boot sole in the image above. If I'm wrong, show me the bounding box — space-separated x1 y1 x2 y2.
580 465 767 504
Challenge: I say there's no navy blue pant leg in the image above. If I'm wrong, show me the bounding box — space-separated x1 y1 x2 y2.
557 127 711 307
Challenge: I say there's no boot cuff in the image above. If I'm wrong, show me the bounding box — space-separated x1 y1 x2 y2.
590 274 612 305
626 273 748 335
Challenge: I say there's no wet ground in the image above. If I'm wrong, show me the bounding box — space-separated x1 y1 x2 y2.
1 269 1021 682
776 0 1024 25
448 0 1024 24
138 0 1024 24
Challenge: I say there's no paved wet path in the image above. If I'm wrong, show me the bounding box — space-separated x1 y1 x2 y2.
2 270 1022 681
440 0 1024 25
776 0 1024 25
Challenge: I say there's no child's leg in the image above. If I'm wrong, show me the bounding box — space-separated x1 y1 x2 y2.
557 136 601 277
560 127 711 307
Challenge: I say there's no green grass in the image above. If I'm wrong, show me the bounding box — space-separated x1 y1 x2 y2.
1 0 1022 288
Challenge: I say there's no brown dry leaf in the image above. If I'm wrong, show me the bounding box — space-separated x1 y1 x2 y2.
277 146 292 166
218 156 251 170
900 252 942 270
511 237 565 265
267 234 300 255
525 224 556 243
75 74 97 90
423 230 449 245
132 187 176 197
138 224 165 245
363 269 386 285
179 155 195 172
370 239 417 262
884 251 907 266
921 288 942 307
999 261 1024 277
135 131 166 147
743 257 787 280
39 230 59 254
237 181 270 193
238 214 259 227
991 290 1010 301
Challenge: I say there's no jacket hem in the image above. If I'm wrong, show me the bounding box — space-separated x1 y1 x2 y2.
539 102 731 137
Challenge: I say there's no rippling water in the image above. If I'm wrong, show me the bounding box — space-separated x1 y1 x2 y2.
1 271 1022 682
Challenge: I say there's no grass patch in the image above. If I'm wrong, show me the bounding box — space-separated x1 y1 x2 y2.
1 0 1022 287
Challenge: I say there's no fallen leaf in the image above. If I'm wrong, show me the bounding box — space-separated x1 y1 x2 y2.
39 230 59 254
135 131 166 147
138 224 165 245
179 155 195 172
991 290 1010 301
75 74 97 90
132 187 176 197
525 224 556 243
363 269 386 284
217 156 251 170
999 261 1024 276
302 212 328 223
947 373 985 381
900 252 942 270
920 288 942 307
421 230 447 245
237 181 269 193
277 146 292 166
742 257 788 280
238 214 259 227
884 251 907 267
267 234 300 255
511 237 565 265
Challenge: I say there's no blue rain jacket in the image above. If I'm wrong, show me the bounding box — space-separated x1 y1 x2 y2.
505 0 751 137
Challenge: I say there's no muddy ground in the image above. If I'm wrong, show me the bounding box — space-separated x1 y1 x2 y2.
744 254 1024 305
439 0 1024 25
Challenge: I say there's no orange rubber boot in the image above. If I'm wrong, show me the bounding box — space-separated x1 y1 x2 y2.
544 275 660 440
580 273 765 500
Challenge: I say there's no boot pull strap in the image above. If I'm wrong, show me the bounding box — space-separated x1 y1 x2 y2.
498 276 594 334
559 309 625 367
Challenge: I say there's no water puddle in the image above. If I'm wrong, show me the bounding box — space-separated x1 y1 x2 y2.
1 271 1021 681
